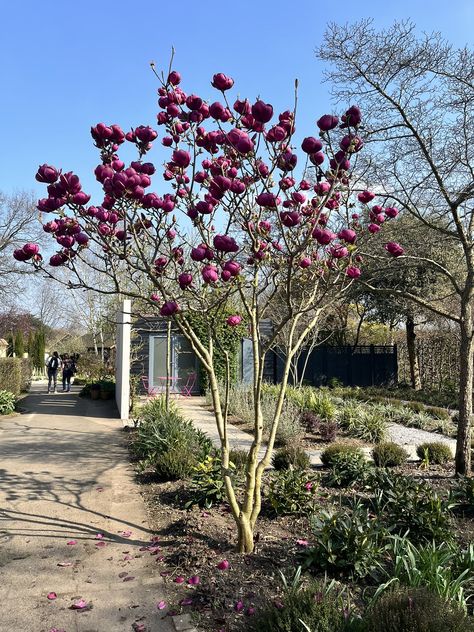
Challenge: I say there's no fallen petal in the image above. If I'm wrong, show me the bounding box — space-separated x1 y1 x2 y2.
70 598 88 610
47 592 57 600
132 623 146 632
95 533 104 539
180 597 193 606
217 560 230 570
95 541 107 548
123 576 135 582
296 539 309 547
57 562 73 567
156 600 167 610
66 540 77 546
118 572 128 578
234 600 244 612
174 576 185 584
188 575 200 585
246 606 256 616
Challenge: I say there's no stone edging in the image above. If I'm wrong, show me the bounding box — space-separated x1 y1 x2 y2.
171 613 199 631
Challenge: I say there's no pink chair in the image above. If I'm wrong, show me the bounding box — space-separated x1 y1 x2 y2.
180 372 196 397
141 375 159 397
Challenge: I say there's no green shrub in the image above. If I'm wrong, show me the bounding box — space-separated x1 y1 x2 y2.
0 358 22 395
248 580 352 632
267 469 318 516
132 398 214 479
361 587 474 632
321 443 364 467
426 406 451 421
372 442 408 467
304 500 387 579
407 401 426 414
186 456 230 508
416 441 453 464
379 536 474 610
450 477 474 512
18 358 32 392
367 470 454 544
272 445 311 471
324 451 369 488
338 402 387 443
0 390 16 415
300 410 320 433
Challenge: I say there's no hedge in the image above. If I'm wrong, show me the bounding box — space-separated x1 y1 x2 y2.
0 358 32 395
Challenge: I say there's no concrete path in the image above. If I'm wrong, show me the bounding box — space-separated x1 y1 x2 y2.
176 396 457 465
0 381 173 632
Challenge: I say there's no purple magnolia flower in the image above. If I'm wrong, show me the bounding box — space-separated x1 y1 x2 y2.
299 257 312 268
227 128 254 154
338 228 357 244
368 223 381 234
178 272 193 289
22 243 39 257
301 137 323 153
341 105 362 127
385 241 404 257
346 266 361 278
36 164 59 184
167 70 181 85
256 192 280 208
212 73 234 91
13 248 30 261
330 245 349 259
202 265 219 284
252 100 273 123
357 190 375 204
75 233 89 246
384 207 399 218
312 228 336 245
172 150 191 168
160 301 180 316
317 114 339 131
266 125 287 142
223 260 241 277
213 234 239 253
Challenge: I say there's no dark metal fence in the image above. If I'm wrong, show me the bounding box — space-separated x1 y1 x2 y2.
274 345 398 387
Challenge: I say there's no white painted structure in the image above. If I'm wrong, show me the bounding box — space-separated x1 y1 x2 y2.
115 299 131 422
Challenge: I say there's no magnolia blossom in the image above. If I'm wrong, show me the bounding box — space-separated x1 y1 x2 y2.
226 315 242 327
346 266 361 279
385 242 404 257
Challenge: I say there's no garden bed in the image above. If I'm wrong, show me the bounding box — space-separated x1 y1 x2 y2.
134 458 474 631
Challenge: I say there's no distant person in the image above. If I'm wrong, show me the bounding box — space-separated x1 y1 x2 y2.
46 351 61 393
61 354 76 392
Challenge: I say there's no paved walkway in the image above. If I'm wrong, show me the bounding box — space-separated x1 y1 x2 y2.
176 397 457 465
0 381 173 632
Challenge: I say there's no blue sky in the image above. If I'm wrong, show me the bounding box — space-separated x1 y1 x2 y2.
1 0 473 200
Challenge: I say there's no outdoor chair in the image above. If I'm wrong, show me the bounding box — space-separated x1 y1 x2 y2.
141 375 159 397
180 372 196 397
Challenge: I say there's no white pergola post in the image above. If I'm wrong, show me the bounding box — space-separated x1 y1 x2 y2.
115 299 131 423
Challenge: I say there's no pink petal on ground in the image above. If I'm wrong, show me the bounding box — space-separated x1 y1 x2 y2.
188 575 200 585
123 554 133 561
47 592 57 600
180 597 193 606
120 530 132 537
296 539 309 547
95 533 104 539
70 598 88 610
217 559 230 570
156 600 167 610
123 576 135 582
150 536 160 543
118 572 129 578
234 600 244 612
132 623 146 632
174 576 185 584
95 541 107 548
57 562 73 567
49 628 66 632
160 571 170 577
246 606 256 616
96 486 104 491
66 540 77 545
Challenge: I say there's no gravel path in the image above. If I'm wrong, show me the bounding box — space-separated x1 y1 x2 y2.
176 397 457 465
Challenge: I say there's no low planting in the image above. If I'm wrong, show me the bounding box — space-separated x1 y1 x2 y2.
323 450 369 488
132 397 213 480
267 468 318 516
361 587 473 632
272 444 311 471
186 455 233 508
372 442 408 467
416 441 453 464
321 443 365 467
0 390 16 415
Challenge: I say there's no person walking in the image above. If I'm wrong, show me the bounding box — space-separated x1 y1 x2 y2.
46 351 61 393
61 354 75 392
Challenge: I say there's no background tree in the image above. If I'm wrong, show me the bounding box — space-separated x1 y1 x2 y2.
14 329 24 357
17 66 397 551
319 20 474 474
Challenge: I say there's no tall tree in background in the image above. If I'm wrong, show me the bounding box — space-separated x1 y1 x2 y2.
14 330 24 357
319 20 474 474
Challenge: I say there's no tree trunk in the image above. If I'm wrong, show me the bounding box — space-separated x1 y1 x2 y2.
456 309 474 475
237 515 254 553
165 321 171 412
406 315 422 391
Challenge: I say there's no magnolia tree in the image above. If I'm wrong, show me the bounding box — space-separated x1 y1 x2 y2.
15 65 399 551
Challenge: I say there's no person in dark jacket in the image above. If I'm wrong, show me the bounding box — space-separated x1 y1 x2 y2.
46 351 61 393
61 354 76 392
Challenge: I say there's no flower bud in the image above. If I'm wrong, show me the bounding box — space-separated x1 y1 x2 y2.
36 164 59 184
316 114 339 131
211 73 234 91
251 100 273 124
226 315 242 327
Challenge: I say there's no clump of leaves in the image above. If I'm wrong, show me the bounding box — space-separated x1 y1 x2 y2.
300 410 320 433
450 477 474 513
319 420 338 442
132 397 214 479
185 455 231 508
362 587 474 632
272 445 311 471
321 443 365 467
372 442 409 467
0 390 16 415
248 575 352 632
367 469 454 544
267 469 318 516
324 450 370 488
303 500 387 579
416 441 453 464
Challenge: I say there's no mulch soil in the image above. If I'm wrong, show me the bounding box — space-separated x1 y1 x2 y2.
130 437 474 632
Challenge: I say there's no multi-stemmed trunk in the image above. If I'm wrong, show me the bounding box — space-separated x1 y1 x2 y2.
405 314 422 391
456 298 474 475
